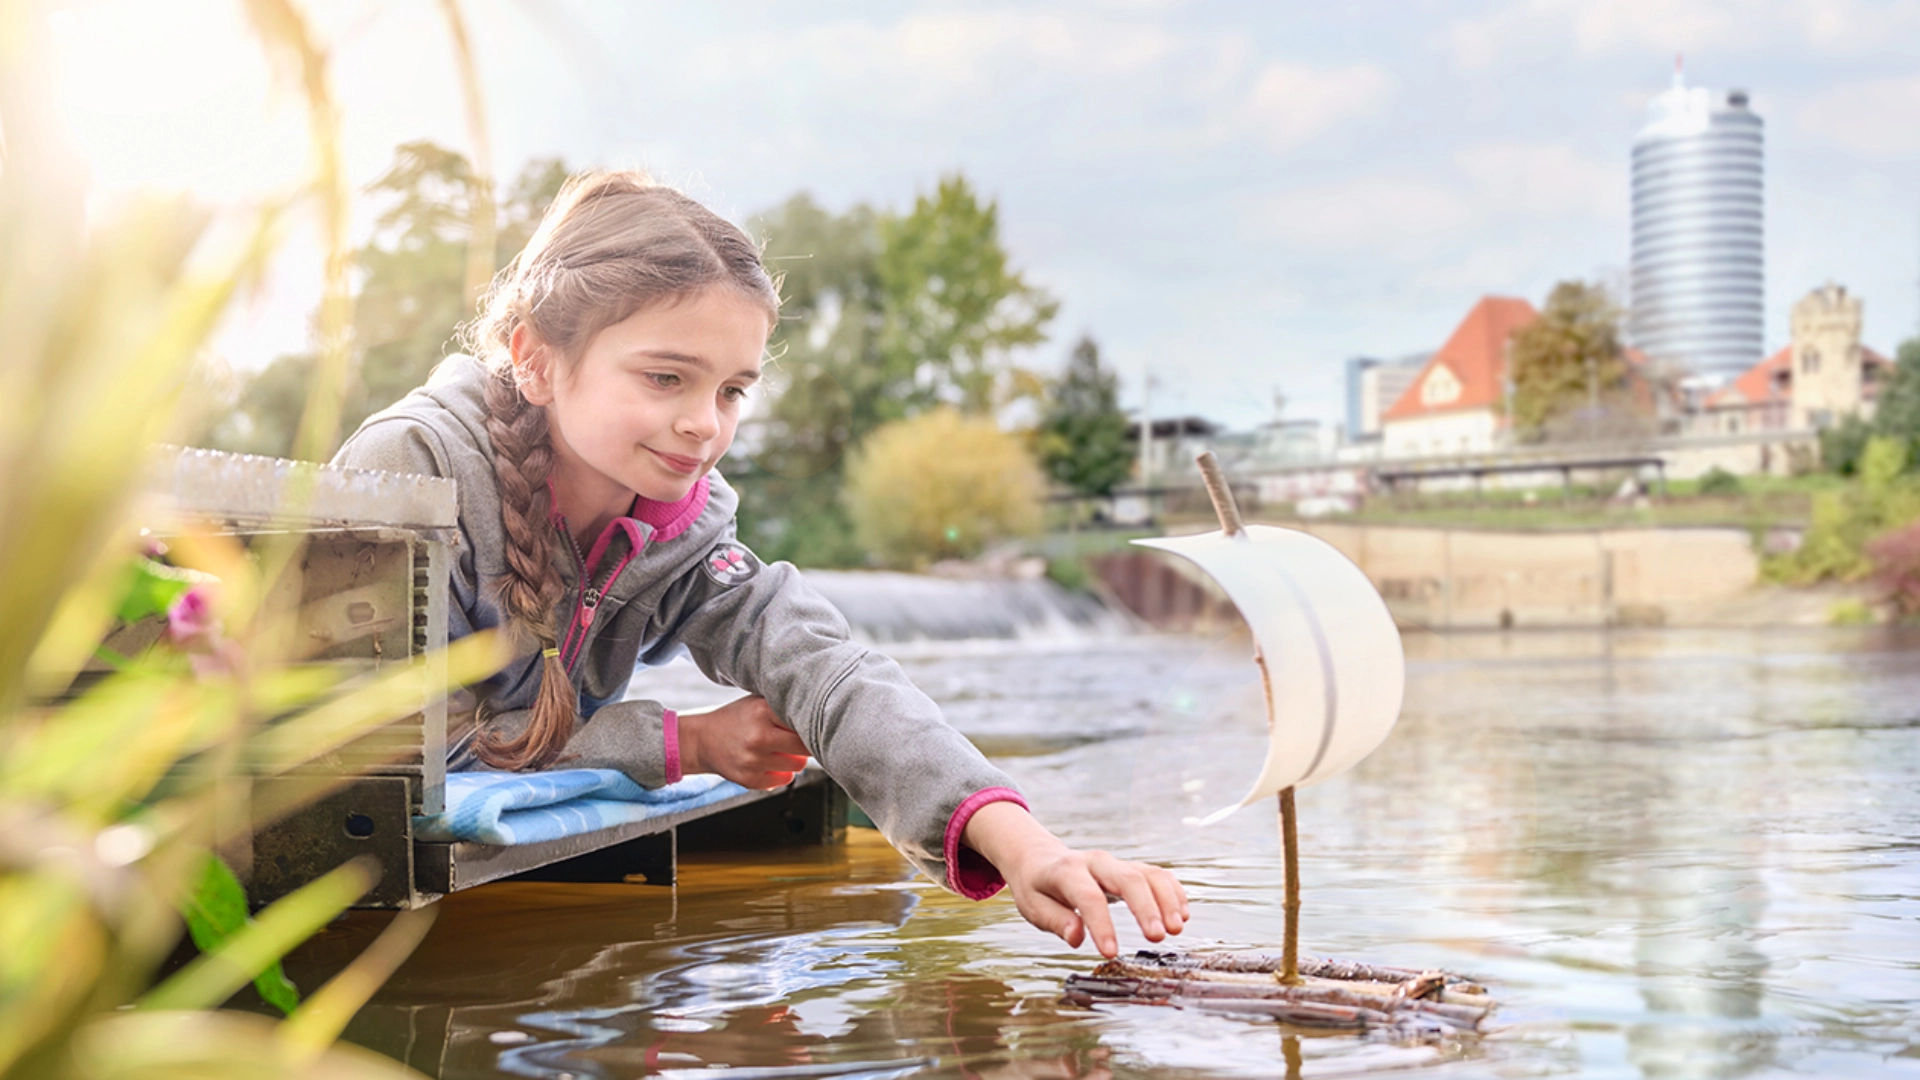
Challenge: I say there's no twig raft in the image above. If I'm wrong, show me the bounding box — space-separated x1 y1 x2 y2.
1063 950 1495 1039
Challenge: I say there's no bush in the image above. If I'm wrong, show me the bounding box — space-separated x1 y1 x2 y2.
1828 598 1875 625
845 409 1044 567
1867 521 1920 619
1820 414 1873 476
1697 466 1743 495
1766 437 1920 584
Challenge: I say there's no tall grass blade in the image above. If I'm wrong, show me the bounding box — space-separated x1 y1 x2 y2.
279 905 437 1060
244 631 507 775
74 1010 428 1079
435 0 496 310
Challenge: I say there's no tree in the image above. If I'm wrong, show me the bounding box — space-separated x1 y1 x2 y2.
202 143 569 458
1871 335 1920 462
1507 281 1636 442
732 177 1058 566
1037 335 1133 496
844 409 1045 568
727 194 885 567
1821 335 1920 475
876 174 1058 415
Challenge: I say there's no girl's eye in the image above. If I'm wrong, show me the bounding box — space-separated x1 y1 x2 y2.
645 372 680 389
722 385 750 403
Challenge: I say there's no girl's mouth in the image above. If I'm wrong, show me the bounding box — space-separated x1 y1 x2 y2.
648 447 703 474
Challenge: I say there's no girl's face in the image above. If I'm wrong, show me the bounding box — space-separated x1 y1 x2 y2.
518 287 770 507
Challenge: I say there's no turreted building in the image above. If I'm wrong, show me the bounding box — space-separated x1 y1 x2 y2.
1697 283 1891 435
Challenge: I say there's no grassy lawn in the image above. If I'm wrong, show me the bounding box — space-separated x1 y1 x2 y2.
1293 473 1841 533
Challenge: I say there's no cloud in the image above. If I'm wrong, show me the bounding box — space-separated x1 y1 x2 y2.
1242 61 1396 153
1257 176 1475 257
1254 140 1621 257
1441 0 1920 70
1451 140 1626 219
1795 74 1920 156
693 11 1390 159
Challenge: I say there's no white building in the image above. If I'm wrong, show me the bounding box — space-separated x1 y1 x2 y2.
1381 296 1537 458
1629 63 1765 380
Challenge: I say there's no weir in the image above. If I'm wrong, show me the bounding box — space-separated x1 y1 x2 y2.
803 569 1134 642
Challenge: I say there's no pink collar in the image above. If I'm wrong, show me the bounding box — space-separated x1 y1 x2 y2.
630 475 710 544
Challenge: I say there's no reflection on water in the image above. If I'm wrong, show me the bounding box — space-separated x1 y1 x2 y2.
292 627 1920 1078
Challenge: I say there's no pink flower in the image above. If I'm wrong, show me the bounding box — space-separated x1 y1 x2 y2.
165 585 242 676
165 586 220 651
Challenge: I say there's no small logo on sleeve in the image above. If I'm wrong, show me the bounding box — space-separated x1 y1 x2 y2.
701 543 759 586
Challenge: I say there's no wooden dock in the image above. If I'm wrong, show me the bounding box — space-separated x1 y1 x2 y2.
126 447 848 909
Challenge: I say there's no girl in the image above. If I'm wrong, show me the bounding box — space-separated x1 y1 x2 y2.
334 171 1186 958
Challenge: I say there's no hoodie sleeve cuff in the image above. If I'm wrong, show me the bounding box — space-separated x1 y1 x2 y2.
663 709 682 784
944 787 1028 900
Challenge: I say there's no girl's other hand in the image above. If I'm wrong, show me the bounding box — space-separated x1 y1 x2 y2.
962 801 1189 958
678 694 810 789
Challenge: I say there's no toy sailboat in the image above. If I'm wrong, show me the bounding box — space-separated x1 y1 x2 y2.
1133 506 1406 822
1064 454 1494 1037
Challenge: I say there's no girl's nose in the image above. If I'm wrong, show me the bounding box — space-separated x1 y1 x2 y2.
676 400 720 442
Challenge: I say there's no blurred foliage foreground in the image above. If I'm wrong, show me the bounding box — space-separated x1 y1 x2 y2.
0 1 503 1077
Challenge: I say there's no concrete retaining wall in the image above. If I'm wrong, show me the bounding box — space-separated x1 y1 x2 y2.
1301 523 1757 629
1097 523 1762 631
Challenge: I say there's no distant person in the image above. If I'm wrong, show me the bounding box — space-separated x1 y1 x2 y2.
333 171 1185 957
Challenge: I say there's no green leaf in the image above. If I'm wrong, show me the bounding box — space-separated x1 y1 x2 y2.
180 852 301 1015
145 856 373 1013
114 557 200 626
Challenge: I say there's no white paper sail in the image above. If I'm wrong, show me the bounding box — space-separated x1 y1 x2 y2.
1133 525 1405 824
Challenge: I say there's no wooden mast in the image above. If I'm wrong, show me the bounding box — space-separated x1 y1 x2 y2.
1194 451 1301 985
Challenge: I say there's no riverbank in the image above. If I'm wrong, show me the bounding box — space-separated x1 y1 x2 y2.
1045 520 1884 632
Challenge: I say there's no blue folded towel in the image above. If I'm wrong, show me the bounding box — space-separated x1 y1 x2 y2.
413 768 748 846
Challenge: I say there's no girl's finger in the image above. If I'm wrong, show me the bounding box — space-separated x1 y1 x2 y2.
1064 875 1121 958
1095 859 1166 943
1020 891 1085 949
1146 868 1188 934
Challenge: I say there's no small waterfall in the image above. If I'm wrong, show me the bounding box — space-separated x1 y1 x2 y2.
801 570 1137 643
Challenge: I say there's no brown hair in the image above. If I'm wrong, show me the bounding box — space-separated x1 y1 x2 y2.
464 171 779 770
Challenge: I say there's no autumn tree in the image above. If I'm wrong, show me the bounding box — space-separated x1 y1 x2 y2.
844 409 1045 567
1507 281 1637 442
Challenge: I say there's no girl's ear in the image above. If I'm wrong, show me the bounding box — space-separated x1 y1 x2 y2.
510 323 556 406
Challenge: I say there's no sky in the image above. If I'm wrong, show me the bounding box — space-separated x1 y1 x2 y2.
43 0 1920 431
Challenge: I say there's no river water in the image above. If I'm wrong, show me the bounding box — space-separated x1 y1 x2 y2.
295 626 1920 1079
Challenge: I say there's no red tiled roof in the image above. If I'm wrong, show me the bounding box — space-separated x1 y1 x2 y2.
1709 347 1792 407
1708 344 1894 407
1382 296 1538 422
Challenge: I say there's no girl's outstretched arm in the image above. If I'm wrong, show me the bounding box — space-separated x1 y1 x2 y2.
962 801 1189 958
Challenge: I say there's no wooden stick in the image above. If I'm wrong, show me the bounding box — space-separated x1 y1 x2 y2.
1194 451 1301 986
1279 787 1300 985
1196 451 1244 537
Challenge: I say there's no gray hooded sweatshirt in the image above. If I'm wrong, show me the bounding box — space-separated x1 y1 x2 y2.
333 355 1023 897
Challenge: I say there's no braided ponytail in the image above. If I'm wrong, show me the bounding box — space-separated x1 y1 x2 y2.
460 169 780 772
473 368 577 769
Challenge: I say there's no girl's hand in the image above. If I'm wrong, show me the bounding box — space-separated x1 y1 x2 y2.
962 800 1189 958
678 695 810 789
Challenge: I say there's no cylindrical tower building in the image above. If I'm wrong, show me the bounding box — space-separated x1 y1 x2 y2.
1629 66 1764 382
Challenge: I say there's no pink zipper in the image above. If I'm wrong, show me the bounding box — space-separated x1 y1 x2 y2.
554 515 643 671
